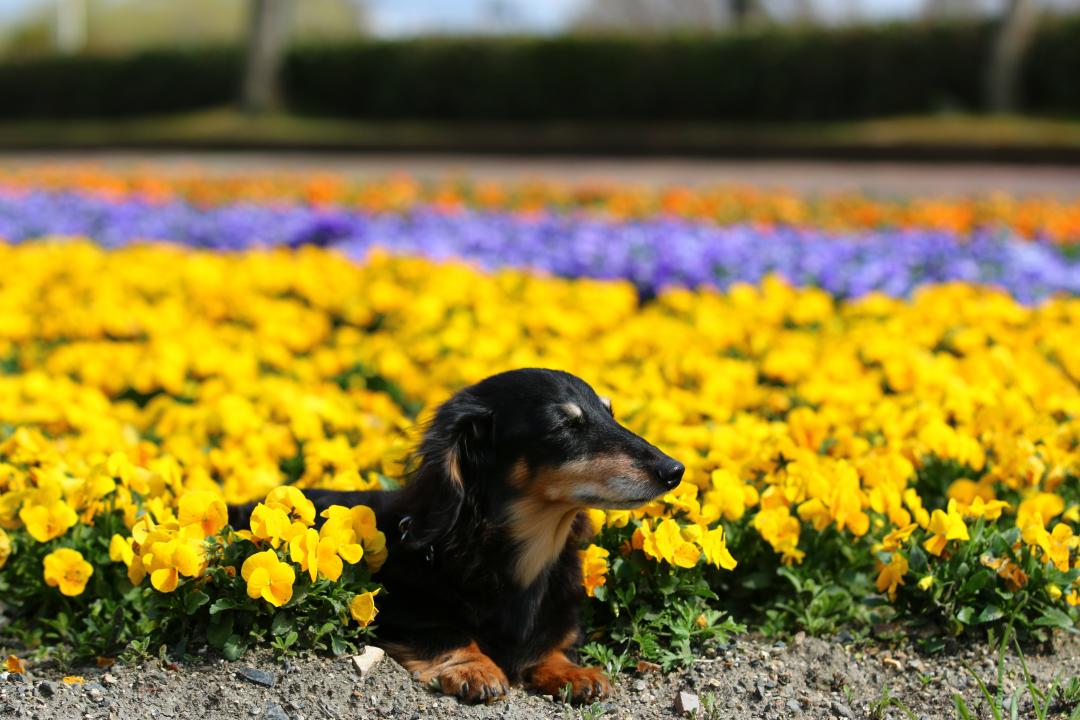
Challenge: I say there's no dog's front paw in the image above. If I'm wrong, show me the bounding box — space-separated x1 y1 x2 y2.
528 658 611 704
435 656 510 704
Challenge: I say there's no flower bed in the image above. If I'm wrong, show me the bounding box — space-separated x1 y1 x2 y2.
1 190 1079 302
2 168 1080 243
0 241 1076 666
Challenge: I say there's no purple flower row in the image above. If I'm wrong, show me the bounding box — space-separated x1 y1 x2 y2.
2 190 1078 302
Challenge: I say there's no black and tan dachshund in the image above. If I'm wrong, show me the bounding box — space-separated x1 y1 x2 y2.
230 368 684 703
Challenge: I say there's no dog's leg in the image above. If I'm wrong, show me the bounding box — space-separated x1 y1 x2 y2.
523 647 611 703
384 641 510 704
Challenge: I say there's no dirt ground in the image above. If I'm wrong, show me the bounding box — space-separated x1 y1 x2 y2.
2 632 1078 720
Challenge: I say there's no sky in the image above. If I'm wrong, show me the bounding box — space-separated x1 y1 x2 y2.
15 0 1080 38
1 0 942 36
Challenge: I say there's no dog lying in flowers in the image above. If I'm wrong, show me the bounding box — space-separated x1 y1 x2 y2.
231 368 684 703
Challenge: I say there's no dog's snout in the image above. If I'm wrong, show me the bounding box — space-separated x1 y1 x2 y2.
655 460 685 489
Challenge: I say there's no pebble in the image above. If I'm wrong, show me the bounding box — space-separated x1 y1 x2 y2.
264 700 289 720
633 679 647 692
36 681 58 698
236 667 276 688
831 700 854 718
786 699 802 713
351 647 385 680
675 690 700 715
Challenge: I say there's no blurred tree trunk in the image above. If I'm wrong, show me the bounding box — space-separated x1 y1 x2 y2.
730 0 765 27
243 0 289 114
56 0 88 54
985 0 1040 113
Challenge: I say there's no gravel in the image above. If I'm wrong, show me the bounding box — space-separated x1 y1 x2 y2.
1 633 1077 719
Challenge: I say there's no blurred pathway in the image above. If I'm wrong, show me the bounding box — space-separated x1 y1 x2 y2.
3 151 1080 196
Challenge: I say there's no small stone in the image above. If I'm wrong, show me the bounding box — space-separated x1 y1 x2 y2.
831 700 854 718
786 699 802 713
88 687 104 702
102 673 118 686
676 691 700 715
633 680 647 692
236 667 276 688
351 646 385 680
36 680 58 697
264 701 289 720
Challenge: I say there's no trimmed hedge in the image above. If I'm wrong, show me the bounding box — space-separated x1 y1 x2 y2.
1023 18 1080 115
0 48 241 118
0 19 1076 121
282 24 995 122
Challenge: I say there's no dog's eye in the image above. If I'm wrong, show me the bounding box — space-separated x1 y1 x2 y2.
599 396 614 417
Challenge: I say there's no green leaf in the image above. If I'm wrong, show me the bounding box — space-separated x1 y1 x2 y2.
958 571 991 596
1033 608 1074 630
222 634 246 661
207 614 234 649
271 612 294 636
956 606 975 625
908 544 929 574
184 590 210 615
209 598 240 615
329 633 348 657
976 605 1004 624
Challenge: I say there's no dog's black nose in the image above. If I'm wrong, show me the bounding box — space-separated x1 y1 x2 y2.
656 461 685 489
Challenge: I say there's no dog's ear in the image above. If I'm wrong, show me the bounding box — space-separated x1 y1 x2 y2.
403 390 493 549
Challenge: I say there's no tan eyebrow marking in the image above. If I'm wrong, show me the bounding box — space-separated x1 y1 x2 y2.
560 402 583 420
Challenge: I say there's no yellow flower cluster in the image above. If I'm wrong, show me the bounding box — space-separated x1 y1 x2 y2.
0 241 1077 608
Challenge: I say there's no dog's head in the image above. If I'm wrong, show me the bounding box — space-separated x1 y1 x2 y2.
404 368 683 584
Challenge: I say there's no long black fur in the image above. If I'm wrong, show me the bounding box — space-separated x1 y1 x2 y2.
228 368 681 684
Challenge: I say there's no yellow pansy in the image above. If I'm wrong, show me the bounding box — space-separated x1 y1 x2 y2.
579 544 609 598
636 518 700 568
752 506 804 565
923 500 969 557
109 533 143 585
43 548 93 597
875 553 908 601
142 536 207 593
697 526 737 570
177 490 228 537
248 503 293 548
349 589 380 627
264 486 316 527
0 528 10 569
19 501 78 543
241 549 295 607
